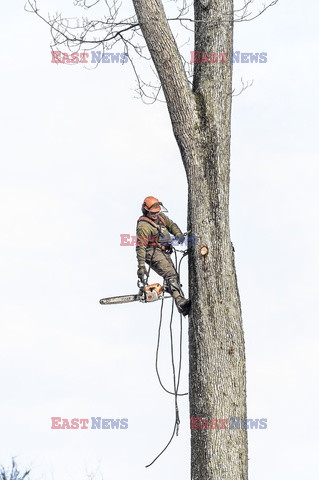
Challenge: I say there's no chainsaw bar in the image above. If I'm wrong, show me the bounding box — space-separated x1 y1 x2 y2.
100 283 172 306
99 294 141 305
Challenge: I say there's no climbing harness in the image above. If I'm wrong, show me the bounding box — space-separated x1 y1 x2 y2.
137 214 173 252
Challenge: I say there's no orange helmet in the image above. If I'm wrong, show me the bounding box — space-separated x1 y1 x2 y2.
142 196 162 213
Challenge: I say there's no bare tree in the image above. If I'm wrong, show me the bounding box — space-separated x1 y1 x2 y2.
0 459 30 480
27 1 278 478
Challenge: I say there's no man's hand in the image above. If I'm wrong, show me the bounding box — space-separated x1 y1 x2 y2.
137 266 147 283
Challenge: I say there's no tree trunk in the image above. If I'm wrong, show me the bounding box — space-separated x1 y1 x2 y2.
188 2 248 479
132 1 248 478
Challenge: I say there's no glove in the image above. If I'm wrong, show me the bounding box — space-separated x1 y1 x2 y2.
137 266 147 283
175 235 185 245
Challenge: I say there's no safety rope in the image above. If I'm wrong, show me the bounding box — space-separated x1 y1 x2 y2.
145 245 188 468
155 247 188 397
155 298 187 396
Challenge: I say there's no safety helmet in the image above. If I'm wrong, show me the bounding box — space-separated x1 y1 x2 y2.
142 196 162 213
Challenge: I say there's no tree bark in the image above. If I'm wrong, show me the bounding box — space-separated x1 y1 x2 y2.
132 1 248 478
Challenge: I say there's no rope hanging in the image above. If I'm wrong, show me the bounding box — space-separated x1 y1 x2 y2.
145 247 188 468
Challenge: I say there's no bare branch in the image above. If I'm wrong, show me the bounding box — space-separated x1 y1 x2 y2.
232 77 254 97
234 0 254 13
26 0 193 103
26 0 277 103
234 0 279 22
0 459 31 480
26 0 139 48
74 0 101 9
166 0 279 24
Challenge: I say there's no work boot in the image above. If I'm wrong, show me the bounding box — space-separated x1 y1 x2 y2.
166 277 191 316
175 295 191 316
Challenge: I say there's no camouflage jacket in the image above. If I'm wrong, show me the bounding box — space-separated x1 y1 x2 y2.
136 213 183 267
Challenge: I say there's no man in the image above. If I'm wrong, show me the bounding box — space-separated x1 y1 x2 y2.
136 196 191 316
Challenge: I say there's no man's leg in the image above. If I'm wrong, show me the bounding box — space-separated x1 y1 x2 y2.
145 248 191 315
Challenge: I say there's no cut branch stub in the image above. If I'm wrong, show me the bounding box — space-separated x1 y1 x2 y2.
200 245 209 256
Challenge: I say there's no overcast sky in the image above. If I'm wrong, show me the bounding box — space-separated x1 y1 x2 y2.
1 1 318 479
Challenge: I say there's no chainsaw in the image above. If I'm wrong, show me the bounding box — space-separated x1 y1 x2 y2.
99 281 171 306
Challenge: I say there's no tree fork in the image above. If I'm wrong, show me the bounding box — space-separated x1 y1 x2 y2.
132 0 247 478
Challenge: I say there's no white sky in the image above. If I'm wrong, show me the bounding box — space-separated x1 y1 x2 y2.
1 0 319 479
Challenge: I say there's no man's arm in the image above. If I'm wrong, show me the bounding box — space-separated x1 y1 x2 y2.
160 213 184 240
136 223 151 267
